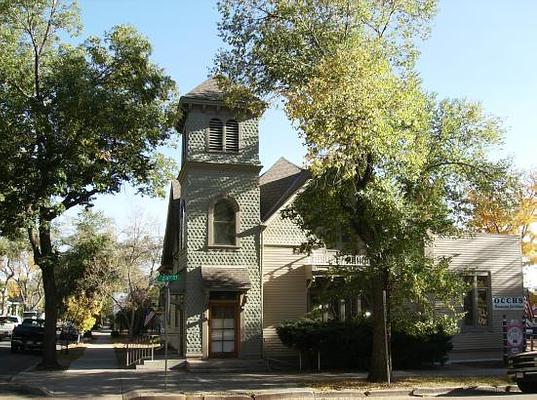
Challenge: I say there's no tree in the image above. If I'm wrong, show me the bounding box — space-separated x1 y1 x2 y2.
0 236 43 315
0 0 178 367
215 0 510 381
54 208 163 337
114 211 161 337
56 210 120 333
470 170 536 265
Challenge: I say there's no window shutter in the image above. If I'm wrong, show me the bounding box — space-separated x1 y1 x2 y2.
209 119 223 151
225 120 239 152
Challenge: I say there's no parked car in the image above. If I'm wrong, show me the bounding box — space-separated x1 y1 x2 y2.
508 350 537 393
22 311 38 320
59 323 80 344
10 318 45 352
0 315 21 339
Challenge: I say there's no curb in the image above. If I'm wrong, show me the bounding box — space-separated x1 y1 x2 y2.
123 390 186 400
364 389 413 397
7 360 41 381
315 391 366 399
255 391 314 399
0 382 53 397
412 385 521 397
124 391 316 400
122 385 523 400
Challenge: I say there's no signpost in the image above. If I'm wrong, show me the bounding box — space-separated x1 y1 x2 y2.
155 274 179 390
164 282 169 390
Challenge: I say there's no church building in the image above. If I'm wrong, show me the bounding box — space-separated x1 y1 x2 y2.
160 78 524 364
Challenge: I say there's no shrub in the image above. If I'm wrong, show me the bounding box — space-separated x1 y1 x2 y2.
276 319 452 370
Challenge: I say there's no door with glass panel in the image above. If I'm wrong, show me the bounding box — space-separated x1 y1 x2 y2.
209 303 238 357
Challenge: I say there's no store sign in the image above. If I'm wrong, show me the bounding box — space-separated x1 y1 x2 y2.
492 296 524 310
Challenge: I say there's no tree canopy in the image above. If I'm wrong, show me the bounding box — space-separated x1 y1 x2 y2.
216 0 512 381
470 170 537 265
0 0 179 367
57 210 119 332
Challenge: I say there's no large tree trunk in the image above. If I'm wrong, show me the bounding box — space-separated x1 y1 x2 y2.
29 225 59 369
40 261 59 368
368 272 391 382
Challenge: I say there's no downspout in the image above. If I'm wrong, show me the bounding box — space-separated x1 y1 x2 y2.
260 222 267 359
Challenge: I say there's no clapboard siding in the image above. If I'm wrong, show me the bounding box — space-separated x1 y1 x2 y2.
262 245 308 358
432 234 523 360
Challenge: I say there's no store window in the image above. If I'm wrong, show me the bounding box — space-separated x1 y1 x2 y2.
308 278 366 322
463 271 491 328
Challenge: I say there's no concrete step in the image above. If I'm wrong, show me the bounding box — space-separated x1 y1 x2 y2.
187 358 269 373
135 358 186 370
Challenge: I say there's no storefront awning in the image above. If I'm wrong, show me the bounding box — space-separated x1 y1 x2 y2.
201 266 251 291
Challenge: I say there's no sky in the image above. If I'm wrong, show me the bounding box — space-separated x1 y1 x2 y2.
66 0 537 232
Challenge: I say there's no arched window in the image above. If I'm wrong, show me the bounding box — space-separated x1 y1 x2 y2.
209 196 240 247
225 120 239 152
208 118 223 151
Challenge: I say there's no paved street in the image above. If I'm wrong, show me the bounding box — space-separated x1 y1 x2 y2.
0 338 39 382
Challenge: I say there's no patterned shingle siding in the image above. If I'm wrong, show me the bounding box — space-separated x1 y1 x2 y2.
180 105 263 359
183 107 260 166
262 245 308 358
431 234 523 361
264 208 309 246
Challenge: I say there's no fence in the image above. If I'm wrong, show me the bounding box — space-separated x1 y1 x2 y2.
125 335 160 367
526 332 537 352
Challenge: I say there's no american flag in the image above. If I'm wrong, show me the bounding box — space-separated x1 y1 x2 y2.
524 296 535 319
144 310 156 327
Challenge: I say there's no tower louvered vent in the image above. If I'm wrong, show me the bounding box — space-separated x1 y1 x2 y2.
225 120 239 152
209 118 223 151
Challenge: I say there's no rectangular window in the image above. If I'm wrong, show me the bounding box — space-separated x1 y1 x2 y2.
179 200 186 250
308 280 364 322
463 272 491 328
181 134 187 166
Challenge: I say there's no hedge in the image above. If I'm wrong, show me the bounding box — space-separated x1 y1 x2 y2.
276 319 452 370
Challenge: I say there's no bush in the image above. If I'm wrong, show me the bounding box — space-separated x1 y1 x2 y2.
276 319 452 370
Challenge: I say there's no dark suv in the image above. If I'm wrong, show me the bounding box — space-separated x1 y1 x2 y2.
10 318 45 352
508 351 537 393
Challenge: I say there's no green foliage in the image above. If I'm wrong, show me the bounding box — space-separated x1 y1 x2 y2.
216 0 513 380
277 319 453 369
0 0 178 364
216 0 437 111
0 0 179 237
57 210 119 331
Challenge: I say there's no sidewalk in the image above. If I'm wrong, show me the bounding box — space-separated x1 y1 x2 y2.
68 330 119 370
9 335 515 399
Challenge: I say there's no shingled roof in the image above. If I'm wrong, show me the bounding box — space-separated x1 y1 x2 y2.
260 158 310 222
180 77 224 104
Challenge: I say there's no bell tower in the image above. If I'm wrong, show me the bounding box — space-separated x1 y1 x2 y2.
176 78 263 359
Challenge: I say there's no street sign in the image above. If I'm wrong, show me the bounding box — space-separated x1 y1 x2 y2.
157 274 179 282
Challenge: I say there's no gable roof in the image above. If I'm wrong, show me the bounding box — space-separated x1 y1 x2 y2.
180 77 224 104
259 157 310 222
160 180 182 272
